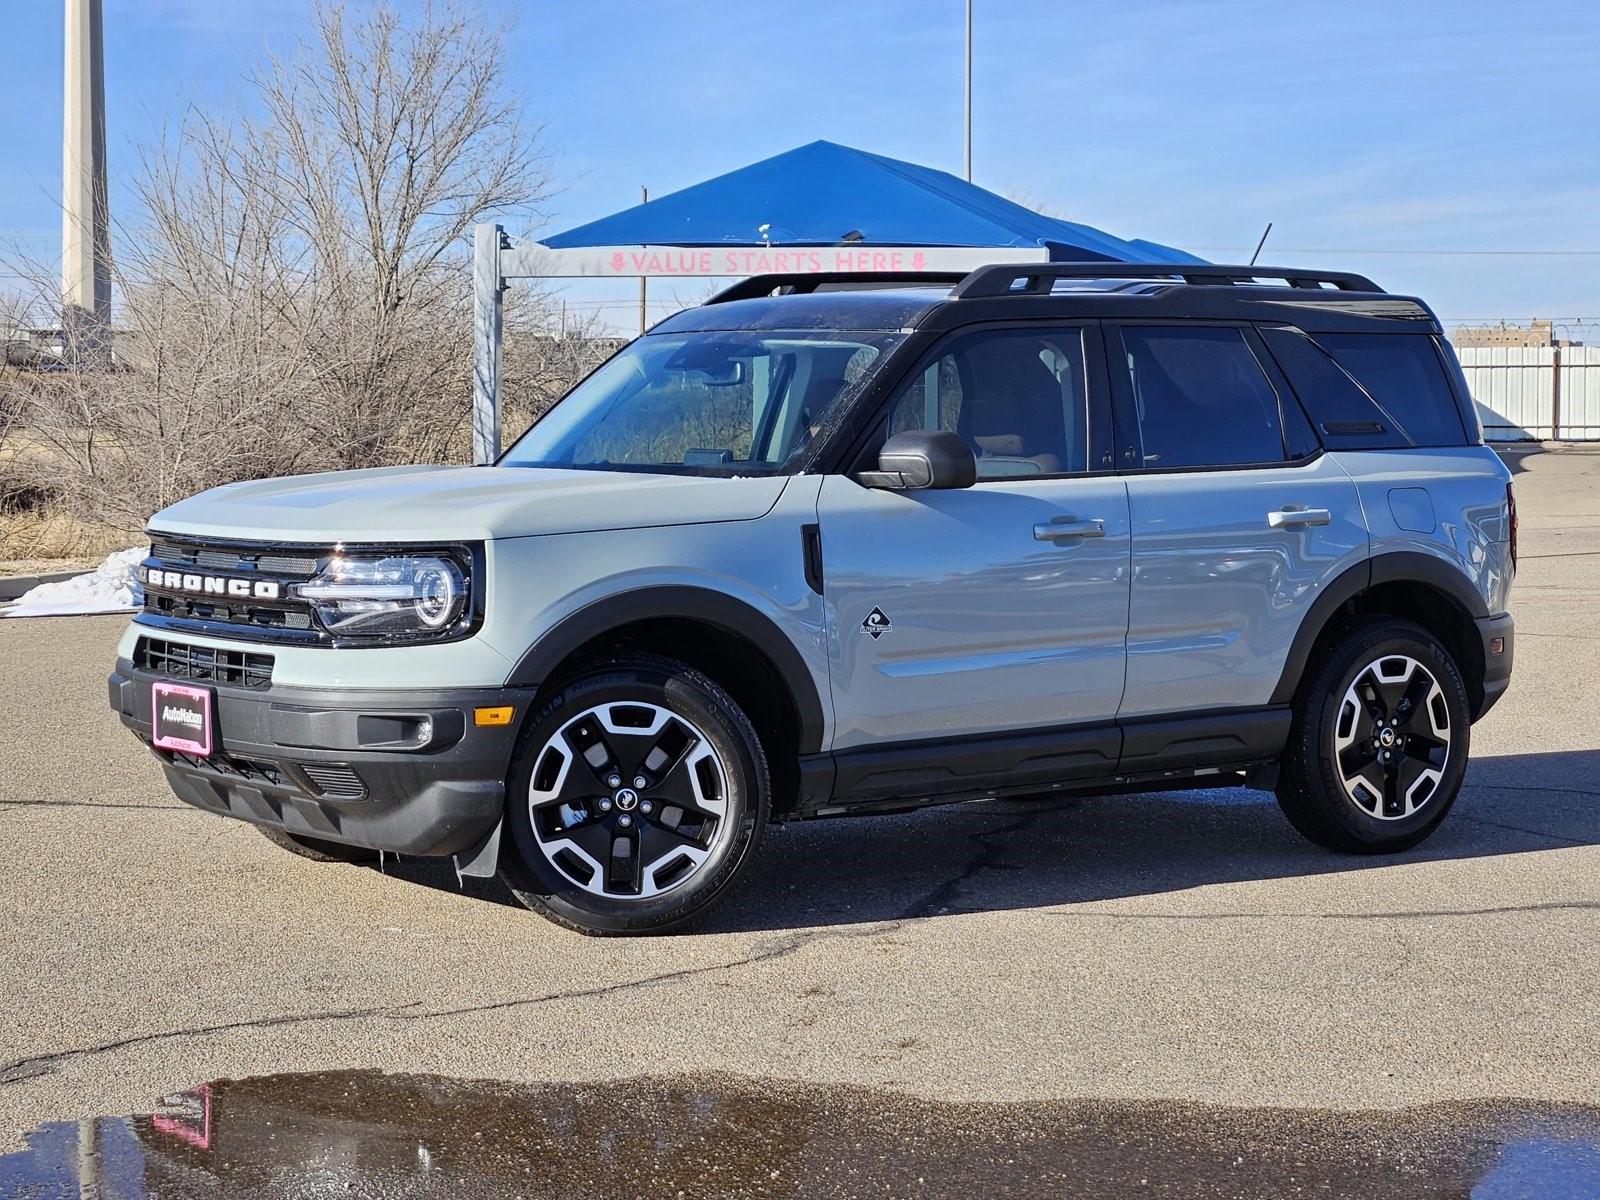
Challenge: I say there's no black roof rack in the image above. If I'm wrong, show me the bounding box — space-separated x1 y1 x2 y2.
707 270 968 305
702 261 1385 309
952 262 1383 298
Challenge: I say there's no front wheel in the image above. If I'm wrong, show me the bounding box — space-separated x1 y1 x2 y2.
1277 619 1471 854
500 654 770 935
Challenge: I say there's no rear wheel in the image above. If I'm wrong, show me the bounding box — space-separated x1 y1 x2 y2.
500 654 770 935
1277 619 1470 853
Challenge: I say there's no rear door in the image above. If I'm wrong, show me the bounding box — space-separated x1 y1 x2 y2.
1105 322 1368 721
818 322 1131 752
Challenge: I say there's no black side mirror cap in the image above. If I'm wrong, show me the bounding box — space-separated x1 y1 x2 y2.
858 430 977 490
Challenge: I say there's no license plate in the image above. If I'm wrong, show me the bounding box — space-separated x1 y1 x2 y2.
151 681 213 757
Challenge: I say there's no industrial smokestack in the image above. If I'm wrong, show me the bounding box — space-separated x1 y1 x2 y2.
61 0 110 360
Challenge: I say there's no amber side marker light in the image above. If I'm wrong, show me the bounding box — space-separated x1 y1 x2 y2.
474 706 515 727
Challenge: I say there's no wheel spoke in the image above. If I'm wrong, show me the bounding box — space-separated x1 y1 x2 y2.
631 718 698 792
1338 739 1379 780
1394 754 1437 813
1341 697 1376 745
1381 765 1404 818
603 821 641 894
1371 659 1413 717
559 814 617 869
1404 730 1448 761
1349 760 1388 812
563 719 626 792
1395 670 1432 728
639 814 705 860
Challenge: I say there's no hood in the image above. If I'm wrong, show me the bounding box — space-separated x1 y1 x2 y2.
149 465 790 544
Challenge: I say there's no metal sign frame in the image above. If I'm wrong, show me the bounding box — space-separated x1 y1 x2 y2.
470 223 1048 462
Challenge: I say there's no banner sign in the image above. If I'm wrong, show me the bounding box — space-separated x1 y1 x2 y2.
500 243 1049 280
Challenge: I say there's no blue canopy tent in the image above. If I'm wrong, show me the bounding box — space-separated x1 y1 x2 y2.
539 140 1202 263
470 140 1200 459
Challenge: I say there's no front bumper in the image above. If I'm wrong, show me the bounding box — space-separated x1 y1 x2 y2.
109 659 533 856
1475 612 1515 718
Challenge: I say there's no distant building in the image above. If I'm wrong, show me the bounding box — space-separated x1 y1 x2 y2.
3 326 67 369
1453 319 1582 349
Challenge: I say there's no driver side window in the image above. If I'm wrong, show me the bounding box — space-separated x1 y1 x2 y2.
887 327 1090 479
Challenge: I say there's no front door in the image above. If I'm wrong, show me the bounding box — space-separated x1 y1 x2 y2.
818 322 1132 751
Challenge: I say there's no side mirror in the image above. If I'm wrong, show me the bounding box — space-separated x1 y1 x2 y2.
859 430 977 490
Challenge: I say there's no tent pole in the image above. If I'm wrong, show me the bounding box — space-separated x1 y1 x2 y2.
964 0 973 181
472 222 503 464
638 186 649 334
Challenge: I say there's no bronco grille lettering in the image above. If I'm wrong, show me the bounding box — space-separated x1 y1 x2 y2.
143 567 281 601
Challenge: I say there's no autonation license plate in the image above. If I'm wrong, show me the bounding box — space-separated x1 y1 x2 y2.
151 681 213 757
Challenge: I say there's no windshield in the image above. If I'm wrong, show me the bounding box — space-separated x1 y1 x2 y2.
501 330 902 475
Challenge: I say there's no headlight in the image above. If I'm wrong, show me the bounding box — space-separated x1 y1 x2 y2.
294 552 471 641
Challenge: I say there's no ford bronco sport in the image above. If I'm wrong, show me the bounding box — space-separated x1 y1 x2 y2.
109 263 1516 935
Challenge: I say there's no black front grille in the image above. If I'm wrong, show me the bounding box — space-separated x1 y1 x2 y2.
151 539 320 577
144 593 315 631
298 762 367 800
142 535 326 641
165 749 286 787
135 636 275 689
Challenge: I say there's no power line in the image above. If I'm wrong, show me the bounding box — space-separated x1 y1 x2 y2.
1191 246 1600 257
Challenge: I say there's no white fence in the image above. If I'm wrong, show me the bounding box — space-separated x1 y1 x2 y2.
1456 345 1600 441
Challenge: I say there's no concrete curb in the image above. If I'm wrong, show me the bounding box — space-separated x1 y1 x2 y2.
0 571 82 602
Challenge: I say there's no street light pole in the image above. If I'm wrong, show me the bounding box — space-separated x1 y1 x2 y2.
964 0 973 181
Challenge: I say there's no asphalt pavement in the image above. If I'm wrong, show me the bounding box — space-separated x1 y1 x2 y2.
1 446 1596 1167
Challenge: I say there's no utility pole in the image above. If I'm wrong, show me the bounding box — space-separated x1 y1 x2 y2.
963 0 973 181
638 186 649 335
61 0 111 361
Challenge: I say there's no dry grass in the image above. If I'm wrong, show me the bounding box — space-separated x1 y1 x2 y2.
0 500 132 565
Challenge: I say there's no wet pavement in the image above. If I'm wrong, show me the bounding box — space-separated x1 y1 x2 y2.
3 1070 1599 1199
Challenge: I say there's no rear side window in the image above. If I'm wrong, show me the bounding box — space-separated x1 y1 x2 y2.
1119 326 1286 468
1312 332 1466 447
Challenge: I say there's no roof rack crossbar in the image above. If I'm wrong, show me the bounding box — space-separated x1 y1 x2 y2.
951 262 1383 299
707 271 968 304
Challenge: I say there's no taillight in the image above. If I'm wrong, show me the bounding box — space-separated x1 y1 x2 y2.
1507 482 1518 570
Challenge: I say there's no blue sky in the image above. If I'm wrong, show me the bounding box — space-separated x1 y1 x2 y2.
3 0 1597 332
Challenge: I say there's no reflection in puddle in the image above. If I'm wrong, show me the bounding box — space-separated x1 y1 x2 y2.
4 1070 1600 1198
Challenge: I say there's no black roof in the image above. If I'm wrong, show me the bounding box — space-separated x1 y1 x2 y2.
650 262 1441 336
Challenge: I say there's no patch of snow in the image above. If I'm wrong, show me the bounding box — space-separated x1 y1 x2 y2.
3 547 145 617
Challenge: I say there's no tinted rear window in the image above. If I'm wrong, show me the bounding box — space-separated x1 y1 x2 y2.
1312 332 1466 447
1120 326 1287 469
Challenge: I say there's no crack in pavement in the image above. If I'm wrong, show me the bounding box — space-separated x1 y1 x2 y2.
0 807 1052 1091
1458 814 1592 846
897 809 1051 919
0 800 191 811
8 801 1582 1092
0 1002 423 1086
1462 781 1600 801
0 923 910 1091
1037 899 1600 924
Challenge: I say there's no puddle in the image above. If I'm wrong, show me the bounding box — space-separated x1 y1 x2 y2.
4 1070 1599 1198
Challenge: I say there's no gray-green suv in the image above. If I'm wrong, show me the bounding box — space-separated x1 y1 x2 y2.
109 263 1516 934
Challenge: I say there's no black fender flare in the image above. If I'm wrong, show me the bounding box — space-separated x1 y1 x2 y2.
1270 551 1489 706
505 586 827 755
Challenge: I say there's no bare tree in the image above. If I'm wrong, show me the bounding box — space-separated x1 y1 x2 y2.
5 1 600 541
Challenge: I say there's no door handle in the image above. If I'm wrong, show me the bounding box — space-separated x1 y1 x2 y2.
1267 506 1332 529
1034 516 1106 542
